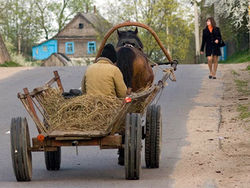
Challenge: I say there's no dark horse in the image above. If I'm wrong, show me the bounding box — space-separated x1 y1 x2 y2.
116 28 154 93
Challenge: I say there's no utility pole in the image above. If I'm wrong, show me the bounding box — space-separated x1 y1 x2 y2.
18 34 21 55
194 1 200 64
166 24 171 55
248 0 250 51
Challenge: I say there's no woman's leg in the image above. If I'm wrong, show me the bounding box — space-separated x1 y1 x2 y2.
207 56 213 76
212 56 218 77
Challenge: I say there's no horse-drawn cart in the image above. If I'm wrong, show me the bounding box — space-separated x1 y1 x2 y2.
10 22 177 181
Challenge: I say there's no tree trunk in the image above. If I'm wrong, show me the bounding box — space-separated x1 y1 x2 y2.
0 34 11 64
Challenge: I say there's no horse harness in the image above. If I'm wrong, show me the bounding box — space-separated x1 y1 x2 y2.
123 43 156 68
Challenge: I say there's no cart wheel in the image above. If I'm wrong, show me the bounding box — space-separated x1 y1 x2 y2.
125 113 142 180
10 117 32 181
43 118 61 171
44 147 61 170
145 105 162 168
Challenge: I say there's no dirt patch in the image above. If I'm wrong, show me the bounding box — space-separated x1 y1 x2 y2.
0 67 34 81
171 63 250 188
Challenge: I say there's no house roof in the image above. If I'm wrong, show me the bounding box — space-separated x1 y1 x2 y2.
41 53 71 66
57 53 71 62
54 12 111 38
34 12 111 47
32 39 56 48
82 13 112 34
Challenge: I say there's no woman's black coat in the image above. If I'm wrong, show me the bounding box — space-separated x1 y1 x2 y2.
200 26 222 57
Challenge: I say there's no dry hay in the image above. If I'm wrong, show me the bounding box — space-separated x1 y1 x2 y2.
39 88 66 116
39 88 124 133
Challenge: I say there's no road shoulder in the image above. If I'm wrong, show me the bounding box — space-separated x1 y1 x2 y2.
0 67 34 81
171 63 250 188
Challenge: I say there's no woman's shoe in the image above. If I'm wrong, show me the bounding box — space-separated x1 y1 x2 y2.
209 75 212 79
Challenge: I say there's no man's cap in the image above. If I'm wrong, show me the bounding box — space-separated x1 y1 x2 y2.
100 43 117 63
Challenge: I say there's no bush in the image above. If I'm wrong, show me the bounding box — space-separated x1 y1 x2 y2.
11 54 40 66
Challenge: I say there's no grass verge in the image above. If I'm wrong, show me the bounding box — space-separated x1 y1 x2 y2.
0 61 22 67
235 79 249 95
220 49 250 64
237 104 250 120
247 65 250 71
231 70 240 76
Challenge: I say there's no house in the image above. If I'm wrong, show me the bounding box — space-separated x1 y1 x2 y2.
32 40 57 60
32 12 111 62
41 53 72 67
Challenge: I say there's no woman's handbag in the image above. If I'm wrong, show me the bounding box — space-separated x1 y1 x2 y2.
219 39 225 47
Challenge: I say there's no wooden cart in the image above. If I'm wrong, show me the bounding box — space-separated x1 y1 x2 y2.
10 22 177 181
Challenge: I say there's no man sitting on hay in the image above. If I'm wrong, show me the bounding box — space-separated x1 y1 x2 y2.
81 44 127 98
81 43 127 166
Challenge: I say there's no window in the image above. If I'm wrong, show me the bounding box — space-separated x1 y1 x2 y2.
79 23 84 29
65 42 74 54
43 45 48 52
87 41 96 54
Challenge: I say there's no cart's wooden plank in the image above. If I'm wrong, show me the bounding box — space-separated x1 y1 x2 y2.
55 136 92 140
48 130 109 138
45 135 122 148
54 71 64 92
50 139 100 146
20 96 47 135
101 135 122 147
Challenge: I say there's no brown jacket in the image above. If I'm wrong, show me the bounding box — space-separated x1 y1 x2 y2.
81 57 127 98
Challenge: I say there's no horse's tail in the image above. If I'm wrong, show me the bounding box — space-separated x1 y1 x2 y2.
117 47 136 88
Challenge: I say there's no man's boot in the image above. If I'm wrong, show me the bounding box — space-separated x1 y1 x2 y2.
118 148 124 166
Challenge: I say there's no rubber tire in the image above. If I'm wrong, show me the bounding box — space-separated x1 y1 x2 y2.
10 117 32 181
44 147 61 170
145 105 162 168
125 113 142 180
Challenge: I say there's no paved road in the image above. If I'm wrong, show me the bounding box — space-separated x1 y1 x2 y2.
0 65 206 188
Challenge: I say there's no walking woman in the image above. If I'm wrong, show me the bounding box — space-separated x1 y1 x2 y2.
200 17 222 79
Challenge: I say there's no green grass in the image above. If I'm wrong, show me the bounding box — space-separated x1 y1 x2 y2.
247 65 250 71
220 49 250 64
235 79 248 87
231 70 240 76
0 61 22 67
237 104 250 120
235 79 250 95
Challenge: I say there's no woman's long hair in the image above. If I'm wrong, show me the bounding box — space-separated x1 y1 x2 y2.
206 17 216 28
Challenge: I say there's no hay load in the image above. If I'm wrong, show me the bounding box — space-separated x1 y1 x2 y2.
40 88 124 133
